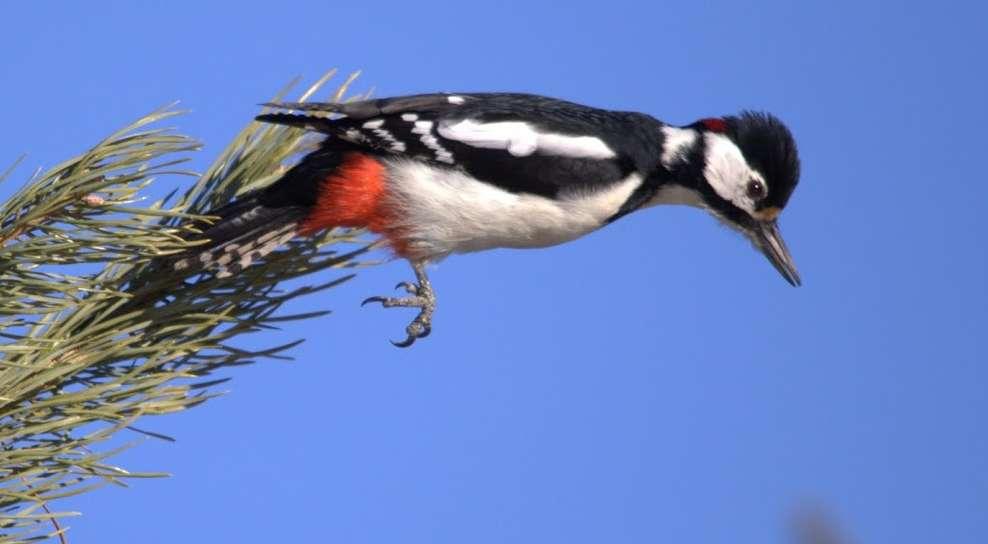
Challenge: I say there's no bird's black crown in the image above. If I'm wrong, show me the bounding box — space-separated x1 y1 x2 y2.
724 112 801 210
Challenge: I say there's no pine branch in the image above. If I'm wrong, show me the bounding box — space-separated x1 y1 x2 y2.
0 72 371 543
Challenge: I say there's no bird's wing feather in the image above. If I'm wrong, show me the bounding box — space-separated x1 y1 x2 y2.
258 93 634 197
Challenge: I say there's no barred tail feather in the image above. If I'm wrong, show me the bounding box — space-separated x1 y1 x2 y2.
171 197 307 278
168 144 350 278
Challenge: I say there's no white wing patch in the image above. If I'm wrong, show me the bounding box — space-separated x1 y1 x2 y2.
371 127 406 152
437 119 617 159
411 120 455 164
412 120 434 133
343 128 368 144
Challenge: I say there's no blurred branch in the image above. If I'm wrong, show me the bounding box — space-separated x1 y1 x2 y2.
791 504 856 544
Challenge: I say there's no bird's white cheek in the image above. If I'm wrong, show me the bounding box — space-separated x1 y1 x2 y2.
702 133 755 213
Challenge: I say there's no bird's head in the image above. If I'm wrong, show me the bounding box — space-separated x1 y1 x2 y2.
687 112 802 286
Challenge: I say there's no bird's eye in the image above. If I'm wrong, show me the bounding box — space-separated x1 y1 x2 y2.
746 179 766 200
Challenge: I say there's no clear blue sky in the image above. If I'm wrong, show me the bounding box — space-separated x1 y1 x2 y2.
3 1 986 542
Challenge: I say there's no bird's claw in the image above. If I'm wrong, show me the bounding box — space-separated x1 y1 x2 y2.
361 295 388 307
391 322 431 348
388 312 432 348
391 336 416 348
395 281 418 295
362 270 436 348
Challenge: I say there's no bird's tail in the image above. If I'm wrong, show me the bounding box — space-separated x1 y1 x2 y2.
255 112 336 133
168 195 308 278
163 130 353 279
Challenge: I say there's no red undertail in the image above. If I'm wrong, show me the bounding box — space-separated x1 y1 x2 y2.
299 152 408 256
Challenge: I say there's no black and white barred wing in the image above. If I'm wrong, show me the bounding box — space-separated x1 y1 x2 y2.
257 93 469 164
258 93 631 197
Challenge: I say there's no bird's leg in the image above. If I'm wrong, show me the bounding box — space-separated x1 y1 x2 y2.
362 260 436 347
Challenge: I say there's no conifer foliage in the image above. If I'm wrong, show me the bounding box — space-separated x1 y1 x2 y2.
0 72 368 543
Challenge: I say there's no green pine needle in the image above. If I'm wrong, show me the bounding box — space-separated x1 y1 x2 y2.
0 71 372 543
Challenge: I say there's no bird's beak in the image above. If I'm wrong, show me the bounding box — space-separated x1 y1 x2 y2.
753 221 801 286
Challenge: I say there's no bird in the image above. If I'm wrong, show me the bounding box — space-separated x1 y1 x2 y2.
170 92 802 347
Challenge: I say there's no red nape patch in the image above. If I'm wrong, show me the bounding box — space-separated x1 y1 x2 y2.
701 118 728 133
299 153 407 253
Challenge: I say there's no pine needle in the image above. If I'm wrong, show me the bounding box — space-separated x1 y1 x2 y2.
0 71 372 543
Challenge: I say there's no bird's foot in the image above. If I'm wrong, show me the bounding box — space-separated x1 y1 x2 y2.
362 272 436 348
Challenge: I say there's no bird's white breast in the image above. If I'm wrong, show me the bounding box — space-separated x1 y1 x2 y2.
381 159 641 260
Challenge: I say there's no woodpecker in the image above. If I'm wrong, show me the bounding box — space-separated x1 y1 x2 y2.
172 93 802 347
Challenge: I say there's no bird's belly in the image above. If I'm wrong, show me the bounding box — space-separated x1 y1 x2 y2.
382 159 641 260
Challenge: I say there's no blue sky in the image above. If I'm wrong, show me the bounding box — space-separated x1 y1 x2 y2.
3 1 987 542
